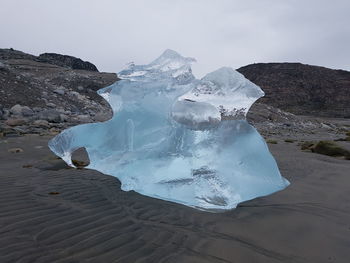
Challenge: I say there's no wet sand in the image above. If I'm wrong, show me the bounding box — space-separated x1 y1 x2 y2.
0 134 350 263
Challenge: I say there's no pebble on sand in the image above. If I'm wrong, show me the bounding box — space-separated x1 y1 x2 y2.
8 147 24 153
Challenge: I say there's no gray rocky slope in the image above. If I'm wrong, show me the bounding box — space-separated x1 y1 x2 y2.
0 48 118 136
238 63 350 118
0 48 348 140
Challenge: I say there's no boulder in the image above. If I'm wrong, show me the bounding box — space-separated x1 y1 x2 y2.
10 104 23 115
10 104 34 117
21 106 34 117
39 109 63 123
5 118 28 126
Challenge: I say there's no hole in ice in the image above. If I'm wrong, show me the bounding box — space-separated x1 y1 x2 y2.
171 100 221 130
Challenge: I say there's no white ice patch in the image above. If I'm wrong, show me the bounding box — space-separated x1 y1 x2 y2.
179 67 264 118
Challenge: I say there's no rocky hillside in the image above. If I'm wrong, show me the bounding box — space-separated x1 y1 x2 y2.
0 48 118 135
0 48 99 71
0 48 348 139
238 63 350 118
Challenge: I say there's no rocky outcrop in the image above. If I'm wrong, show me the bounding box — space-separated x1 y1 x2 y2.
238 63 350 118
37 53 99 71
0 48 37 61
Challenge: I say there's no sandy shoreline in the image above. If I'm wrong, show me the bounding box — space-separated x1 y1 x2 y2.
0 134 350 262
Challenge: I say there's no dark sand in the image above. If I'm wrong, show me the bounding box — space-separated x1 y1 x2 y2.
1 135 350 263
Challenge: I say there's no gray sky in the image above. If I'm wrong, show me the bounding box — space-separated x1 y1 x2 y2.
1 0 349 77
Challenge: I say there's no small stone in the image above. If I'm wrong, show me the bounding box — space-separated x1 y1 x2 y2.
71 147 90 168
53 88 65 95
8 148 23 153
46 102 56 108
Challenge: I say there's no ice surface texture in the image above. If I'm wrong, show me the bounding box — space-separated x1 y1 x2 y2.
49 50 289 211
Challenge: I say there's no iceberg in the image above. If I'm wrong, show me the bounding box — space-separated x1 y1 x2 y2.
48 49 289 211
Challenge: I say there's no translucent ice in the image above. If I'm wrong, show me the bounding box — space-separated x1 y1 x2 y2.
49 50 289 211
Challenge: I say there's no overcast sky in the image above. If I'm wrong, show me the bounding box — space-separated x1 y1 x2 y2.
1 0 349 77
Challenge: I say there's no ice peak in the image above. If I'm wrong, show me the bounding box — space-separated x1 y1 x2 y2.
159 49 182 59
153 49 193 61
118 49 196 82
149 49 196 71
201 67 246 89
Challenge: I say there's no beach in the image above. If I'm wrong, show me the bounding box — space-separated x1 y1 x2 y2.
1 134 349 262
